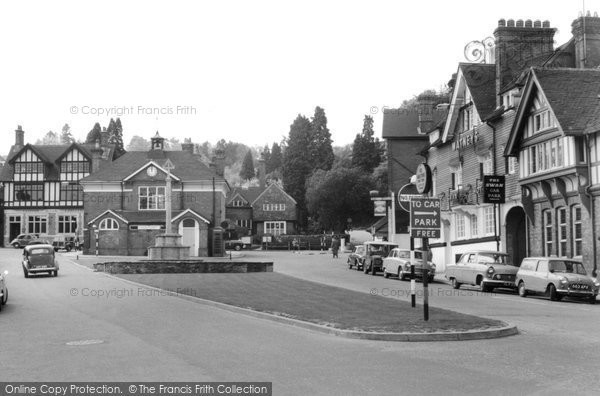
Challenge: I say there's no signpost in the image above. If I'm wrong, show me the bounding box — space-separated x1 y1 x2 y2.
483 175 505 250
410 197 441 321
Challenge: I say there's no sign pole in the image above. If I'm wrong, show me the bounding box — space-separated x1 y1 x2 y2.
422 237 429 321
410 236 415 308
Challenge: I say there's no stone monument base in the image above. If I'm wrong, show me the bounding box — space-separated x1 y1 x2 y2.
148 233 190 260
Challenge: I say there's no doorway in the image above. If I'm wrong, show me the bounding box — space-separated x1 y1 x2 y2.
9 216 22 242
505 206 527 266
180 218 198 256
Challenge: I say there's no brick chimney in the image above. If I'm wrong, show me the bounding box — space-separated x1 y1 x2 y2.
494 18 556 105
15 125 24 150
572 12 600 69
417 93 437 134
258 152 266 188
211 148 225 177
181 141 195 154
100 127 109 147
91 139 103 173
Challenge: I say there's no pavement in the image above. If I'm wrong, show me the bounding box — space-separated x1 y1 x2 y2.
69 251 517 341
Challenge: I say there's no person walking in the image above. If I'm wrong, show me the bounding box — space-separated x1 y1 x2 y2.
331 237 340 259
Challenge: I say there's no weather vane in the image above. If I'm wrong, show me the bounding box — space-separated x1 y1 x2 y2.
464 37 495 63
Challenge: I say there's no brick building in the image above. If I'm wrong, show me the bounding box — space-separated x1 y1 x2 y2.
225 156 297 239
80 133 229 256
415 15 600 275
1 126 115 247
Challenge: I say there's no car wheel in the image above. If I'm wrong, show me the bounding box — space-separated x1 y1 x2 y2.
451 278 461 290
2 289 7 305
518 281 527 297
66 246 72 252
428 276 434 284
54 270 58 277
23 268 29 278
235 245 241 251
548 284 559 301
12 243 20 249
589 296 597 305
363 263 369 274
383 270 389 278
479 281 489 292
398 269 405 281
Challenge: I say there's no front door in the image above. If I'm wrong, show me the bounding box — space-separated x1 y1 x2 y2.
9 216 21 242
180 218 197 256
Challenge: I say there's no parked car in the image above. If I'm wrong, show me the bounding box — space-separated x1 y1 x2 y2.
516 257 599 304
10 233 40 248
382 248 435 282
225 239 245 251
347 244 367 270
446 251 519 292
0 270 8 312
52 236 77 252
22 244 59 278
362 241 399 275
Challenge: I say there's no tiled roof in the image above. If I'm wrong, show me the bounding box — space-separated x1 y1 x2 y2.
382 108 446 139
533 68 600 135
459 63 497 120
81 150 223 182
0 143 113 182
228 186 265 204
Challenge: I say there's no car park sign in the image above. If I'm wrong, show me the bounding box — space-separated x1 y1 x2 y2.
410 197 441 238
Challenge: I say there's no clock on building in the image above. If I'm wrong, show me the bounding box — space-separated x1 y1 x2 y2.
146 166 157 177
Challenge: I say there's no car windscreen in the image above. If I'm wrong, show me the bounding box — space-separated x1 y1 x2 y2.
478 253 513 265
29 248 53 255
549 261 587 275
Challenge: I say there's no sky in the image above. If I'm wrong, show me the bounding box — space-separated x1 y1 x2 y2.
0 0 598 153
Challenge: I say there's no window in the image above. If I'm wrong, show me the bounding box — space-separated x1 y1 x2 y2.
99 218 119 230
14 162 44 174
58 215 77 234
543 210 553 256
533 110 554 133
557 207 567 257
451 164 463 190
527 137 565 175
139 186 165 210
508 157 518 175
456 214 465 239
27 216 47 234
60 182 83 201
262 203 285 211
236 219 252 228
60 161 90 173
572 205 582 256
462 107 473 131
231 199 245 207
484 206 495 235
482 155 493 176
265 221 286 236
470 214 478 237
14 183 44 201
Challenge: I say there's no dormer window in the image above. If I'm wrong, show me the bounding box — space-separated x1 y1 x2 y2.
533 110 554 133
231 199 245 207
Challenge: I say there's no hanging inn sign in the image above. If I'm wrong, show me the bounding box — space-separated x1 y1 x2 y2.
483 175 505 204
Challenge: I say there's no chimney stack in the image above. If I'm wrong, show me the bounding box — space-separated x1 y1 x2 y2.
15 125 24 150
494 18 556 105
100 127 109 147
91 139 103 173
572 13 600 68
212 148 225 177
417 93 437 134
181 141 195 155
258 152 266 188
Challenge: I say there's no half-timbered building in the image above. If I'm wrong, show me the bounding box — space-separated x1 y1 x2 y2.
1 126 114 246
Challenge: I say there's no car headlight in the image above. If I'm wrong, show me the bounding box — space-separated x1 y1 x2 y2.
487 266 495 277
560 277 568 285
593 279 600 287
404 264 410 271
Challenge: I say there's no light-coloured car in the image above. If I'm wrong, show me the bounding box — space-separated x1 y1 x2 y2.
445 251 518 292
0 270 8 312
347 245 366 270
22 244 59 278
10 233 40 248
382 248 435 282
516 257 599 304
362 241 399 275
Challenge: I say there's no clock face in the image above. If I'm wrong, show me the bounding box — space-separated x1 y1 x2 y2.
147 166 157 177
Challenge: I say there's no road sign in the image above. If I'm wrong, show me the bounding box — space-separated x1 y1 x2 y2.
410 197 441 238
397 183 421 212
483 175 505 203
415 163 432 194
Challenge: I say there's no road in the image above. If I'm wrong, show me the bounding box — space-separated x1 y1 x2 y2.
1 247 599 395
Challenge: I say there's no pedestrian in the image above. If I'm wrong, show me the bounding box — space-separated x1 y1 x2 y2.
320 235 326 252
331 237 340 259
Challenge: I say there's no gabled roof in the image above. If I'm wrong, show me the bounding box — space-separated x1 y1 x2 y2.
171 208 210 224
123 161 181 182
227 186 264 204
87 209 130 225
459 63 497 120
505 67 600 156
382 109 446 139
0 142 114 182
252 183 297 205
81 150 223 182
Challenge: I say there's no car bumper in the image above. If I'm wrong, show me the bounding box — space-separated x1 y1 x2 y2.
482 279 517 288
25 266 58 273
557 288 598 297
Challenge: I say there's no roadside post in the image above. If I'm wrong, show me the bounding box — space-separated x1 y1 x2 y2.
410 163 439 321
410 237 416 307
93 224 99 257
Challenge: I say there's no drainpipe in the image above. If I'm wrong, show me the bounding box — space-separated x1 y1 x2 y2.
585 133 597 277
486 120 500 251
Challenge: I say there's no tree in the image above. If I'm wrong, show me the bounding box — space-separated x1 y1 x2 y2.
126 135 150 151
36 130 60 145
306 167 375 232
111 118 126 158
282 115 313 227
268 142 283 173
309 106 334 171
85 122 102 144
239 150 256 180
60 124 75 144
351 115 383 173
